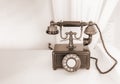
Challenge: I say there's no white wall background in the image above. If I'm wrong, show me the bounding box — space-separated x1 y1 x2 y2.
0 0 120 50
110 1 120 50
0 0 55 50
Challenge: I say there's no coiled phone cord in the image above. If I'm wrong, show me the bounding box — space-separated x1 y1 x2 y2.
90 24 117 74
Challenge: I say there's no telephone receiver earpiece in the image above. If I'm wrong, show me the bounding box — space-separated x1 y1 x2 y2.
84 21 97 35
46 21 59 35
83 21 97 45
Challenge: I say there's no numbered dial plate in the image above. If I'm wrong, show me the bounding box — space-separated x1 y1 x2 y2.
62 54 81 72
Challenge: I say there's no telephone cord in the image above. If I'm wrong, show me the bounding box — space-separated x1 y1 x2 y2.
90 24 117 74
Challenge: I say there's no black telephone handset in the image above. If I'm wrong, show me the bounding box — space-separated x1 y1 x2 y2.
46 20 117 74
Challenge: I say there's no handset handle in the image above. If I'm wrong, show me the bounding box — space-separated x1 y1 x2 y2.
57 21 87 27
62 21 81 27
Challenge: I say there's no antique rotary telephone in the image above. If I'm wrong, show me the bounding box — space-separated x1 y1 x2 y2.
46 21 117 74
